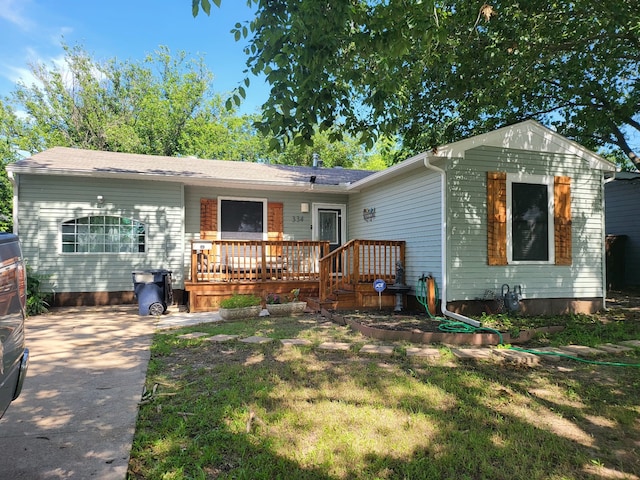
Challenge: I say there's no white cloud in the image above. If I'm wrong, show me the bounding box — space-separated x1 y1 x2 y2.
2 49 67 90
0 0 34 30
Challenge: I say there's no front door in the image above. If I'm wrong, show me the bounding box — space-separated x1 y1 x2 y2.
318 208 342 252
313 204 346 277
313 204 345 251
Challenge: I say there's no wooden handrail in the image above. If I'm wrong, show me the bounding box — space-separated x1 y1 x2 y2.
319 239 405 300
190 240 330 283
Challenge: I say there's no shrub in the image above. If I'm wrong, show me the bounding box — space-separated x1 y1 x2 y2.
219 294 262 309
26 267 50 316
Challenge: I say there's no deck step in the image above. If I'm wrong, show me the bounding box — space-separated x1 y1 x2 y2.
308 287 358 312
306 297 337 312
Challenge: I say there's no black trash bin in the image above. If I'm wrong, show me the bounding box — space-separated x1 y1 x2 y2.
132 269 173 316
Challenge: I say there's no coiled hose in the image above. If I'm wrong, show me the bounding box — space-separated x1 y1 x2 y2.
415 275 640 367
416 275 504 343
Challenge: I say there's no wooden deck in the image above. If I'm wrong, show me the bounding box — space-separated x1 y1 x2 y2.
185 239 406 312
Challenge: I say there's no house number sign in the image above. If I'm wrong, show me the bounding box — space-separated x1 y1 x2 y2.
363 208 376 222
193 241 212 251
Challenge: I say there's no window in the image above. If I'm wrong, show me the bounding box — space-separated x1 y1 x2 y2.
61 216 146 253
219 198 267 240
487 172 571 266
508 178 552 262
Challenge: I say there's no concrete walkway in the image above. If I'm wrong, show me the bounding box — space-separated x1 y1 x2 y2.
0 306 156 480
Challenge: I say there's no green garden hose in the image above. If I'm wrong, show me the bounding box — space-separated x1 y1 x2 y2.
416 275 640 367
416 275 505 342
510 346 640 367
416 274 437 319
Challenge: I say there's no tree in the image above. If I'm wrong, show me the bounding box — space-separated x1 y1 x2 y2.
6 42 387 167
274 129 379 168
11 44 216 157
0 99 25 232
194 0 640 169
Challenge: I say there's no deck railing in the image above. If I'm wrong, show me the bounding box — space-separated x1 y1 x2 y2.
319 239 405 300
190 240 330 283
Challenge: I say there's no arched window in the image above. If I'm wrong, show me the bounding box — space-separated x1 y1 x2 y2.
61 216 146 253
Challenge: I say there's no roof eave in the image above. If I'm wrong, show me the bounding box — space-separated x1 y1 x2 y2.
8 166 351 193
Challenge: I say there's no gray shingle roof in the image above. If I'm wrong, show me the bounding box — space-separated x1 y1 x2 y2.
8 147 375 191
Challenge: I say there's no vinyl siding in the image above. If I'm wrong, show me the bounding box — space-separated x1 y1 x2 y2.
16 175 184 292
348 169 443 293
446 146 606 301
605 179 640 285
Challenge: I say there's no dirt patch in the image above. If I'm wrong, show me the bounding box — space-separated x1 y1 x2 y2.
340 311 444 333
606 288 640 309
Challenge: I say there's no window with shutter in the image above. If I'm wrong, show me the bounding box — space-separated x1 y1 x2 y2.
200 198 285 242
487 172 572 266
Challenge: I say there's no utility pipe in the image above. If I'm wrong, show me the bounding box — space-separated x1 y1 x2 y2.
7 170 19 235
423 154 481 328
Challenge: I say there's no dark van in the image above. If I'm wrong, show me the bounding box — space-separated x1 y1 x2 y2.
0 233 28 419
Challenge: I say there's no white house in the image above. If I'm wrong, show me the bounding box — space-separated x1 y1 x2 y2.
7 120 616 315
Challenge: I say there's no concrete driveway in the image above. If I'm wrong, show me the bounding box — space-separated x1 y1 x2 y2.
0 306 157 479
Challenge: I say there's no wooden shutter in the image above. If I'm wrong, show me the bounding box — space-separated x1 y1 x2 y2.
267 202 283 256
267 202 283 241
487 172 508 265
554 176 572 265
200 198 218 239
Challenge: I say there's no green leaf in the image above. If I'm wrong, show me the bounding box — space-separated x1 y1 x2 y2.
201 0 211 16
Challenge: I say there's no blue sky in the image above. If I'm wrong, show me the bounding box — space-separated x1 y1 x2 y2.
0 0 269 114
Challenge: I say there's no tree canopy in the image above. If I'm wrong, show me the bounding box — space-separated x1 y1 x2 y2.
2 43 389 168
194 0 640 169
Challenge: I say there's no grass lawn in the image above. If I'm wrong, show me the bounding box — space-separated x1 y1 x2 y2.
128 304 640 480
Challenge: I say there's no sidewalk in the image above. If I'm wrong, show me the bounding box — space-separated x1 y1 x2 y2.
0 307 156 480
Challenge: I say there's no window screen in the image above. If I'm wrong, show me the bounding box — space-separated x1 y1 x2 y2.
220 200 264 239
512 183 548 261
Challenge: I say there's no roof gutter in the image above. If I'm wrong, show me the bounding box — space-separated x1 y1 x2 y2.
423 154 481 328
7 170 19 235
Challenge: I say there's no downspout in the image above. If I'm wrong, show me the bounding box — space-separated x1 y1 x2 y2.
423 155 481 328
7 170 19 235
